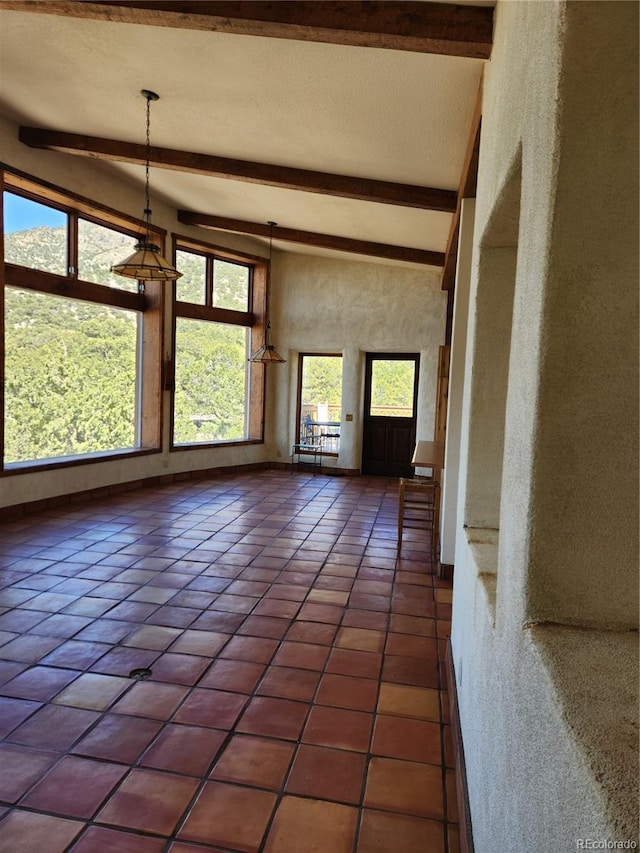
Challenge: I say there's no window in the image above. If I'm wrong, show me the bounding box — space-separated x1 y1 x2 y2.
171 237 266 447
368 358 417 417
1 170 163 470
296 354 343 454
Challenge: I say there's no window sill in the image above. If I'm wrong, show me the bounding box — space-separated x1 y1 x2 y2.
2 447 160 476
170 439 263 452
529 624 639 839
465 526 499 627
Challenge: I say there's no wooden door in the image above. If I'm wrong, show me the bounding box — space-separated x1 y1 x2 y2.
361 353 420 477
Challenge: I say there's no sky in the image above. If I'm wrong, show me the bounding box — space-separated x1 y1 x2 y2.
4 192 66 233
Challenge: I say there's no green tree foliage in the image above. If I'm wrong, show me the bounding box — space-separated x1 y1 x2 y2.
4 223 251 463
370 360 415 416
173 319 247 444
5 288 137 463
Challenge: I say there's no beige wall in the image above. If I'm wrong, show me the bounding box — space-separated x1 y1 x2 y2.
451 2 639 850
266 252 446 472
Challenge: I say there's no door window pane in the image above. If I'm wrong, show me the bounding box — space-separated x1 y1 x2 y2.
213 260 250 311
3 192 67 275
78 218 139 291
174 318 249 444
369 360 416 417
299 355 342 452
176 249 207 304
4 287 139 463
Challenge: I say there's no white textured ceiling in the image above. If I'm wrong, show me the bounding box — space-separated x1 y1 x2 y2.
0 8 486 267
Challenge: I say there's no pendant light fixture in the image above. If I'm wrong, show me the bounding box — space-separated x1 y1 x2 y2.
112 90 182 282
249 221 286 364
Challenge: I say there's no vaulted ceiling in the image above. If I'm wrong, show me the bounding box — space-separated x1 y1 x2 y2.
0 2 493 285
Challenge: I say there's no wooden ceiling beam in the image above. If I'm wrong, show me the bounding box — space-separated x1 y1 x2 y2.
1 2 494 59
177 211 445 267
20 126 457 213
441 80 482 290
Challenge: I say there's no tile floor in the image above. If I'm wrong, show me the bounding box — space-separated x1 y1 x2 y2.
0 470 457 853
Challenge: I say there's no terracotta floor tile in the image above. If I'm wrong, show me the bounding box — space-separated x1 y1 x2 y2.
0 743 58 802
210 594 258 613
173 687 247 729
7 704 100 750
272 640 329 671
145 652 210 685
0 474 457 853
70 825 166 852
237 696 309 740
316 673 379 712
0 660 28 686
140 724 226 776
264 796 358 853
0 696 42 738
389 614 437 637
357 809 445 853
189 610 246 632
200 658 265 693
341 609 388 631
364 756 444 819
348 593 391 613
0 810 84 853
168 629 230 656
38 639 110 670
178 781 276 852
211 733 294 789
371 714 441 765
266 584 310 602
377 683 441 721
256 665 321 702
22 756 127 818
111 681 188 719
52 672 131 711
302 705 372 752
285 620 337 645
28 613 93 637
306 589 350 606
286 744 366 803
296 602 344 624
252 598 301 618
219 635 279 664
71 714 162 763
76 619 134 643
0 634 63 663
89 646 160 677
122 624 183 651
237 615 291 639
381 654 440 689
335 626 386 653
326 647 382 680
96 768 198 836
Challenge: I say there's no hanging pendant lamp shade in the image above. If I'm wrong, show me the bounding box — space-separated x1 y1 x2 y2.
112 90 181 282
249 221 286 364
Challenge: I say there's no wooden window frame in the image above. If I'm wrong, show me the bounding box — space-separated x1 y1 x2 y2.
1 166 164 475
170 233 267 450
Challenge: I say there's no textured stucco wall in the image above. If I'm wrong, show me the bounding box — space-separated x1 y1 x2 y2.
266 253 446 471
451 1 639 851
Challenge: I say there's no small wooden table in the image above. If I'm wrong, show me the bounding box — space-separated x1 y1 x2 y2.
411 441 445 479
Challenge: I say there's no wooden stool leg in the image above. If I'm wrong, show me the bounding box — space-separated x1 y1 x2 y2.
397 480 406 553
